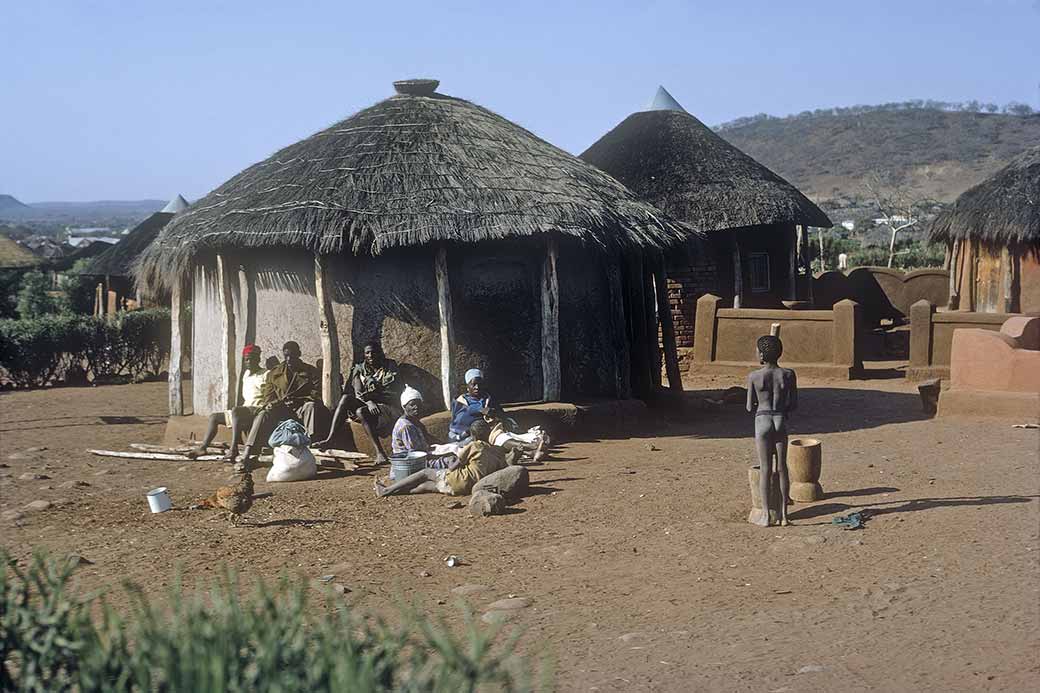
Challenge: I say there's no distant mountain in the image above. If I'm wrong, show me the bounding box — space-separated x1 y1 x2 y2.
716 109 1040 208
0 198 167 227
0 194 32 215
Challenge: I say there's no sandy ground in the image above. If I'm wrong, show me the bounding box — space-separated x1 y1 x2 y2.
1 375 1038 692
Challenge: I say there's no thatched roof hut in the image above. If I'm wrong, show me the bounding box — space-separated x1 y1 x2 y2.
930 145 1040 313
930 145 1039 246
580 87 832 343
81 209 177 278
143 80 692 421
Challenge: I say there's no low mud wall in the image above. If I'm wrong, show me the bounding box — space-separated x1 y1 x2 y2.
813 267 949 325
907 301 1013 381
689 294 862 379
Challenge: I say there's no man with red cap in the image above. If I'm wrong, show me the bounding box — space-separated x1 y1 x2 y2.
188 343 270 460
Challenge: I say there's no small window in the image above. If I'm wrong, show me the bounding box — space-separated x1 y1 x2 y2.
748 252 771 293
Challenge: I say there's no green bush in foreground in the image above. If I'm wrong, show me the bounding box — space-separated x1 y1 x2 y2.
1 552 542 692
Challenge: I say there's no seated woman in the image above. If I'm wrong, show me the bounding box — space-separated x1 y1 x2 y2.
449 368 496 442
376 419 519 497
188 344 269 461
315 342 399 463
392 385 459 468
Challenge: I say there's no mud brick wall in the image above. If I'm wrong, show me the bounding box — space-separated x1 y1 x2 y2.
664 257 719 348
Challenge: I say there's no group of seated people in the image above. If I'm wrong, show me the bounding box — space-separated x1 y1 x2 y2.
190 341 549 484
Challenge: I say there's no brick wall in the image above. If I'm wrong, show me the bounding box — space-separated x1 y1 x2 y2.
664 256 719 348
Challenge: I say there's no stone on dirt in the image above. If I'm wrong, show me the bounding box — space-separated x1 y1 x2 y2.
468 490 505 516
24 500 52 512
451 583 487 595
19 473 50 481
487 597 530 610
481 610 515 624
471 465 529 498
2 510 25 523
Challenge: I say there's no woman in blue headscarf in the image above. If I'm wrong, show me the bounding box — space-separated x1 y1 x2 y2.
448 368 494 442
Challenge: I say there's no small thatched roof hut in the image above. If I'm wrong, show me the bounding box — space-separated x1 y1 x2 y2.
0 235 44 270
930 145 1040 313
581 87 832 346
139 79 692 420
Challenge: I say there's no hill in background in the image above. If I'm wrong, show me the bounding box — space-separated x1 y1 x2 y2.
0 194 32 215
717 108 1040 209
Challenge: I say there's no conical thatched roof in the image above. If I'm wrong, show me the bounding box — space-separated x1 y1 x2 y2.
136 79 690 290
81 210 175 277
161 194 189 214
0 235 43 270
930 145 1040 246
580 92 832 232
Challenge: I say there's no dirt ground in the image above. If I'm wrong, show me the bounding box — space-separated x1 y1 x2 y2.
1 375 1038 692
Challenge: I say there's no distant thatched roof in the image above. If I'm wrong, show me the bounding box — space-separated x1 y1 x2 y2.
930 145 1040 245
80 211 174 278
50 239 113 272
136 79 690 291
0 235 43 269
580 94 833 232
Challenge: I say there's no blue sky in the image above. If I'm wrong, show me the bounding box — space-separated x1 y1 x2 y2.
3 0 1037 201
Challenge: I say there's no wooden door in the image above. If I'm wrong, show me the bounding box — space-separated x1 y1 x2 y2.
974 242 1004 313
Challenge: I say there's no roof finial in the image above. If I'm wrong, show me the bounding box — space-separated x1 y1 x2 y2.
394 79 440 96
644 86 686 113
162 194 189 214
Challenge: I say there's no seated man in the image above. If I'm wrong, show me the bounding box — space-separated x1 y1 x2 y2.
188 344 268 460
449 368 496 442
315 342 399 464
375 419 519 498
237 341 331 464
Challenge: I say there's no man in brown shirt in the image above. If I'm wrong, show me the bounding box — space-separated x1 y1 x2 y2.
237 341 331 464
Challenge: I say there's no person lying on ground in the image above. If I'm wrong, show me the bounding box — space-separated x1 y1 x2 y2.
449 368 501 442
485 410 550 463
315 342 399 464
375 419 520 498
236 341 331 464
188 344 268 460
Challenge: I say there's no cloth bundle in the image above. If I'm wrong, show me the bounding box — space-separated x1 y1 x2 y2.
268 419 310 448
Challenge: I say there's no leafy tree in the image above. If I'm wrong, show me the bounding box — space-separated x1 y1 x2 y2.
59 259 97 315
16 271 56 318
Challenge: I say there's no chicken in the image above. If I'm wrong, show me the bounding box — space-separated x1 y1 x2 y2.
195 462 254 525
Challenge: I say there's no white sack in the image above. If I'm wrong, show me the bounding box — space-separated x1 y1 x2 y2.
266 445 317 482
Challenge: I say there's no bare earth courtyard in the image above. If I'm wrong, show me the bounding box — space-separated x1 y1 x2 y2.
1 376 1037 692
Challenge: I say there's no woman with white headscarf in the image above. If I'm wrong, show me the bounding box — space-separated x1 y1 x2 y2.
449 368 495 442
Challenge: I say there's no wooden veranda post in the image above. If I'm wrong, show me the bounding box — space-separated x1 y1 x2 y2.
435 247 455 410
643 262 661 389
216 254 238 409
788 226 798 300
541 238 561 401
168 277 186 416
652 257 682 391
732 236 743 309
1002 246 1014 313
948 239 960 308
606 254 631 399
314 254 341 410
626 252 652 398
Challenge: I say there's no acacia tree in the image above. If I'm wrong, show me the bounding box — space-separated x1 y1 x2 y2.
864 171 937 268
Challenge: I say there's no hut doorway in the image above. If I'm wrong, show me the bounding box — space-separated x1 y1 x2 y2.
975 242 1004 313
449 246 542 403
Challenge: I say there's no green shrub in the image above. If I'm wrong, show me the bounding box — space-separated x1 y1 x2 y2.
15 272 57 319
0 309 171 387
1 552 540 692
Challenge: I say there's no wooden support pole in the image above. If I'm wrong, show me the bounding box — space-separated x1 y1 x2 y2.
314 254 341 410
948 239 960 308
541 238 561 401
788 226 798 300
435 247 455 411
732 236 743 309
644 261 661 389
216 254 238 410
168 276 186 416
1002 246 1014 313
606 254 631 398
626 252 652 398
94 282 103 317
653 258 682 392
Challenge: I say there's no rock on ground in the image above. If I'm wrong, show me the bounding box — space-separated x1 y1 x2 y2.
468 490 506 516
471 465 529 499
